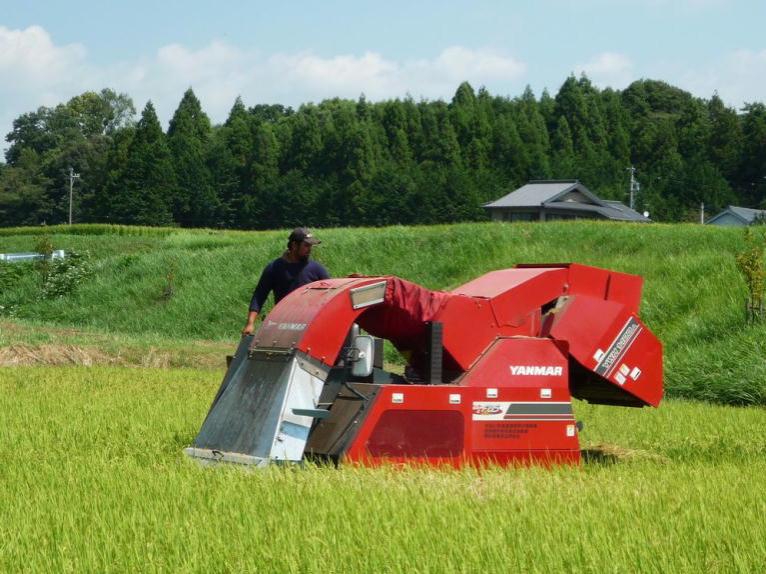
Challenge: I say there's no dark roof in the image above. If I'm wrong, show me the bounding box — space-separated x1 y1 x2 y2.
707 205 766 225
550 201 649 222
484 180 582 208
484 180 650 222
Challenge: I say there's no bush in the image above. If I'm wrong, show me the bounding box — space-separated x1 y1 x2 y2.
735 228 765 321
0 262 26 291
40 251 92 299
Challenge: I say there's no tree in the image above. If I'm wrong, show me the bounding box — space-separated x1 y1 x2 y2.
245 122 281 228
707 94 742 181
551 116 575 177
4 107 58 166
490 114 527 184
167 88 218 227
0 150 52 226
738 103 766 205
109 101 175 225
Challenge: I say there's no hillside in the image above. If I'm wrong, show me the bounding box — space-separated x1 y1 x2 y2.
1 221 764 404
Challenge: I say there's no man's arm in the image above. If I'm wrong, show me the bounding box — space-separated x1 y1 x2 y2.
314 261 330 280
242 310 259 335
242 263 273 335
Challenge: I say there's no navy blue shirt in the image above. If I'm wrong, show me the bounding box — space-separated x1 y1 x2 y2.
249 257 330 312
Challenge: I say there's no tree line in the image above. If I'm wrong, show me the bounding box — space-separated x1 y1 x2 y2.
1 76 765 228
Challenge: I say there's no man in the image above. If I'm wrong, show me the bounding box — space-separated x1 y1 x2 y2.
242 227 330 335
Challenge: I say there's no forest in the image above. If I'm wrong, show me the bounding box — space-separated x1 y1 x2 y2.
1 75 765 228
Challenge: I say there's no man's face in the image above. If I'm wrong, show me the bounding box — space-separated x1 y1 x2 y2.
296 241 312 262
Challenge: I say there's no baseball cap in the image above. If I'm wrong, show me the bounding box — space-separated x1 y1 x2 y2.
288 227 321 245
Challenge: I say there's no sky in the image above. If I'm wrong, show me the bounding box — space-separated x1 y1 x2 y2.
1 0 766 152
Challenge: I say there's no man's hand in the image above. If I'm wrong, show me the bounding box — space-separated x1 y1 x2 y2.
242 311 258 336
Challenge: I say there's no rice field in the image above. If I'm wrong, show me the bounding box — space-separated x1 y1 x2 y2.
1 366 764 573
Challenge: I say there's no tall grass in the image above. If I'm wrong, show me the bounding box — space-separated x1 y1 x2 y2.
0 366 764 572
1 221 764 403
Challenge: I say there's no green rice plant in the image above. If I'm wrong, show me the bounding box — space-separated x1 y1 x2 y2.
0 366 765 573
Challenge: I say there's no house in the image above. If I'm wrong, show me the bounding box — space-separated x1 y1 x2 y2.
484 180 650 223
705 206 766 226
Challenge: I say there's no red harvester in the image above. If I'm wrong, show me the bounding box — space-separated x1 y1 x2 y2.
185 263 662 467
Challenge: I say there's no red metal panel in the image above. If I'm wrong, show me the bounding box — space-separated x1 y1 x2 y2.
452 267 561 298
343 339 581 468
366 410 464 458
485 268 568 328
434 296 502 371
437 268 568 370
604 270 643 314
549 295 663 406
459 338 570 396
565 263 644 314
566 263 610 300
255 277 381 365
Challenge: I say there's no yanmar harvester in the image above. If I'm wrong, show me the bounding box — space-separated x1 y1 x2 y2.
185 263 663 467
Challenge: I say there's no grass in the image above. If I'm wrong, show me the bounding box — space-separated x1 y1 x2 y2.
1 220 765 404
2 221 765 570
0 320 229 369
1 366 765 573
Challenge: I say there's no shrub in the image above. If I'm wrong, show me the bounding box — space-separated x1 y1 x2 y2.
40 251 93 299
735 228 766 321
0 262 25 291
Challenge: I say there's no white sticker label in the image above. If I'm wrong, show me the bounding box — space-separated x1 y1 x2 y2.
615 372 626 386
593 349 605 362
391 393 404 404
472 402 508 420
630 367 642 381
540 388 552 399
619 364 630 376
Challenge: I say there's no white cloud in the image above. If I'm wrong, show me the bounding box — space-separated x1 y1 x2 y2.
677 49 766 108
0 27 528 154
571 48 766 108
129 44 526 118
0 26 94 149
0 25 87 89
575 52 634 88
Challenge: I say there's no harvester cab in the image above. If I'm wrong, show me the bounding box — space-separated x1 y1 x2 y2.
185 263 663 467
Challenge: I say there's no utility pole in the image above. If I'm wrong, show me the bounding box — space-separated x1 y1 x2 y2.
700 202 705 224
627 166 640 210
68 167 80 225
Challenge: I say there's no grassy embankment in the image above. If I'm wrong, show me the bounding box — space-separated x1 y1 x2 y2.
1 221 764 403
0 366 764 572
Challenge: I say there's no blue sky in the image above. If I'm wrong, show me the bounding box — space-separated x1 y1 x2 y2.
2 0 765 149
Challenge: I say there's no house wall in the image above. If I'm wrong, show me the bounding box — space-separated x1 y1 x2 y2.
488 208 601 222
557 190 593 204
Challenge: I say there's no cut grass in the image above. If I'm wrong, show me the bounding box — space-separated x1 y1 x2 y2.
1 366 765 572
0 320 230 368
